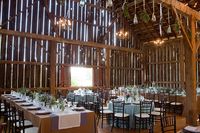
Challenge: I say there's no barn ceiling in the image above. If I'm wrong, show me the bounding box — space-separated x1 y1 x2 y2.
111 0 200 43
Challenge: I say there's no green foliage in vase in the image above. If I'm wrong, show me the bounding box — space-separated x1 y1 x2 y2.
38 93 49 104
139 10 150 23
17 87 28 95
58 98 65 111
26 91 36 101
49 96 58 107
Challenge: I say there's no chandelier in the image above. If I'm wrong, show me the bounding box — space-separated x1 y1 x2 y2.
116 29 128 39
153 39 164 46
56 18 72 28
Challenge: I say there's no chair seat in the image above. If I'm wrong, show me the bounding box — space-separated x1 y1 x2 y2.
151 111 163 116
135 113 150 118
15 120 33 127
100 110 113 114
154 100 159 102
21 127 39 133
170 102 182 105
100 106 109 110
114 113 129 118
154 107 164 112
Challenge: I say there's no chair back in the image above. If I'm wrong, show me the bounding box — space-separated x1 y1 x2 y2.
112 101 125 116
161 115 176 133
140 100 152 115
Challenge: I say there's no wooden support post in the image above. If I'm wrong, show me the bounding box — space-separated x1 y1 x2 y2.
50 41 56 96
179 39 185 88
105 48 111 88
142 47 148 85
185 15 197 125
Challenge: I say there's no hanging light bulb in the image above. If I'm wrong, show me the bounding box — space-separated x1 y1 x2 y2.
106 0 113 8
152 0 156 22
133 14 138 24
133 0 138 24
167 8 171 34
79 0 85 7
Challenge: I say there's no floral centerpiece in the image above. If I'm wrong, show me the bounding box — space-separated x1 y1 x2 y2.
49 96 58 108
17 87 28 96
38 93 50 106
58 98 65 112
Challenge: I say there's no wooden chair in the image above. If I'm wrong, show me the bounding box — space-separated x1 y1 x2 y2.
111 101 129 132
151 97 167 123
0 122 6 133
170 94 183 115
134 100 152 133
161 115 176 133
96 91 113 128
12 107 33 133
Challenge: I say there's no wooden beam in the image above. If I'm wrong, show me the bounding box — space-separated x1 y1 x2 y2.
172 7 193 52
105 49 111 87
159 0 200 21
49 41 56 96
179 39 185 88
115 0 143 12
0 60 50 65
185 15 198 126
0 29 142 53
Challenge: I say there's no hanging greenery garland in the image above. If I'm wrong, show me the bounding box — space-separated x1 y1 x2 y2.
140 10 150 23
173 20 180 33
122 0 130 19
139 0 150 23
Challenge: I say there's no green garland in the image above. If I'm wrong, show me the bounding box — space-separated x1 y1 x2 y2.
173 20 180 33
123 3 130 19
139 10 150 23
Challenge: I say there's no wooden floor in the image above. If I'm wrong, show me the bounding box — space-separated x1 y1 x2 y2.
97 115 186 133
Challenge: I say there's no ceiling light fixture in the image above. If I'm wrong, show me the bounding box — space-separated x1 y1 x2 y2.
116 29 128 39
153 39 164 46
56 18 72 28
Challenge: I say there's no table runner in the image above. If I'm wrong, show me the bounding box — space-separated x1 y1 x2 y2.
51 112 80 130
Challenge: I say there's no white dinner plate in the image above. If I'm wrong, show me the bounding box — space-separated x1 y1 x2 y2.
21 103 33 106
35 110 51 115
26 106 41 110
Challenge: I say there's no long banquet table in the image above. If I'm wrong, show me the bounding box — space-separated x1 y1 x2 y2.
1 94 97 133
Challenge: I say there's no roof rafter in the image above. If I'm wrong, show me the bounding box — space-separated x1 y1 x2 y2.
158 0 200 20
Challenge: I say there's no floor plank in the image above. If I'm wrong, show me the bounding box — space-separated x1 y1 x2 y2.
97 115 186 133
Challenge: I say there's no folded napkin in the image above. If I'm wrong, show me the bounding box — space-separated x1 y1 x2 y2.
184 126 200 133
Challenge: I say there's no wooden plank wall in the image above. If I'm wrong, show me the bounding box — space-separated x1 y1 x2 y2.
145 39 183 88
0 0 142 91
110 50 143 87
